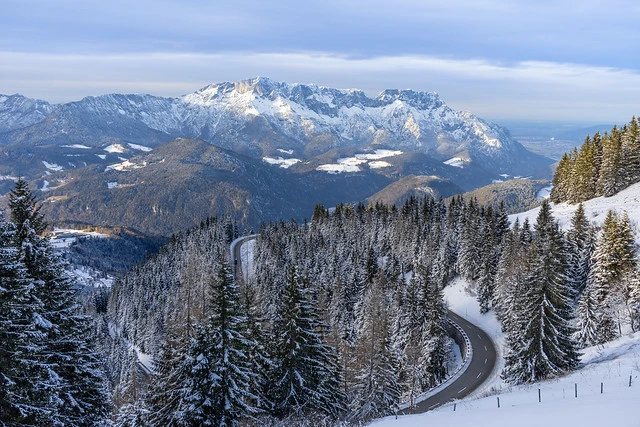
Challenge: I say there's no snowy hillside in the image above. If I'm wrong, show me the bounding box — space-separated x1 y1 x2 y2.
372 184 640 426
373 331 640 426
373 277 640 427
511 181 640 242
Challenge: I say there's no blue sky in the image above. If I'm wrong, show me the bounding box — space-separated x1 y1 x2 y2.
1 0 639 121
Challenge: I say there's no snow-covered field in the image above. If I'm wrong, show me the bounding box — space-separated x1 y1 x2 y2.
316 149 402 173
373 277 640 426
262 156 301 168
374 182 640 426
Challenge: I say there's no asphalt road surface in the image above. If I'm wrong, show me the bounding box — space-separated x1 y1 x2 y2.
232 235 497 415
402 310 497 414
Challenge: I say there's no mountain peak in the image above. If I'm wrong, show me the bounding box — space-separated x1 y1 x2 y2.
376 89 443 109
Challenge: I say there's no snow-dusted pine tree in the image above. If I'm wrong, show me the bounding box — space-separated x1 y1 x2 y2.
3 179 111 426
182 263 259 426
270 266 346 420
574 284 600 348
502 200 579 384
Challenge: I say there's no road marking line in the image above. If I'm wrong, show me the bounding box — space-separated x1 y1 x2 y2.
477 372 482 378
484 345 488 351
458 387 467 394
429 404 438 409
478 334 482 339
484 358 487 364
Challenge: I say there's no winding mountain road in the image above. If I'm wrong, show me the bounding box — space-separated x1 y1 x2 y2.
230 235 497 415
402 310 496 413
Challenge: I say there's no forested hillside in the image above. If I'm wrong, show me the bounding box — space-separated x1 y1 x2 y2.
98 181 640 425
551 116 639 203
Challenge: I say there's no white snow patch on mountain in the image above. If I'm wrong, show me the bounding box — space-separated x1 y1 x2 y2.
96 154 106 160
355 149 403 160
42 161 63 171
277 148 294 155
41 180 50 192
62 144 91 149
316 163 361 174
106 160 146 172
50 228 109 249
444 157 466 168
104 143 126 153
317 149 402 173
128 143 152 152
107 182 119 189
262 156 301 168
536 185 552 199
369 161 392 169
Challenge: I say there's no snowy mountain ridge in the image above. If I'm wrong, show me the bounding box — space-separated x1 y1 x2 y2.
0 77 549 177
0 93 55 133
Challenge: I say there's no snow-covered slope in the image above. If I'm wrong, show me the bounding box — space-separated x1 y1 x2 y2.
373 331 640 426
511 181 640 242
373 275 640 426
0 78 550 177
0 94 55 133
372 184 640 426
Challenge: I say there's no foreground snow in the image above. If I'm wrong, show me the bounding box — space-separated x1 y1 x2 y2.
372 328 640 426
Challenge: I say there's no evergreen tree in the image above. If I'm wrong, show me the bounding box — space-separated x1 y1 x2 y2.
351 272 401 421
146 330 191 426
270 266 346 419
182 264 259 427
589 210 637 342
502 200 579 384
597 129 622 197
574 284 600 348
0 213 50 424
550 152 573 203
566 204 595 301
2 179 110 426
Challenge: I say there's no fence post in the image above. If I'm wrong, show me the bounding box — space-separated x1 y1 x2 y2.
630 375 633 387
497 397 500 408
538 388 541 403
453 403 456 412
601 382 603 394
575 383 578 398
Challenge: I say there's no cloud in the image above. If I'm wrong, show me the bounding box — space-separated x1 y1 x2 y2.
1 51 638 121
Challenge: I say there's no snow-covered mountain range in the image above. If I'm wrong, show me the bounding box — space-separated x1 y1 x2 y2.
0 77 550 177
0 94 55 133
0 78 553 235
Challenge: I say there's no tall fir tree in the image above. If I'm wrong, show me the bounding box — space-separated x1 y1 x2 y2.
502 200 579 384
566 204 596 301
2 179 110 426
589 210 637 342
181 264 259 427
270 266 346 420
351 272 401 422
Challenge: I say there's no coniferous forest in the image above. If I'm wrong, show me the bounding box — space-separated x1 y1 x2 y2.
2 119 640 426
551 117 640 203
